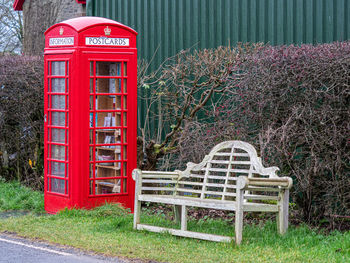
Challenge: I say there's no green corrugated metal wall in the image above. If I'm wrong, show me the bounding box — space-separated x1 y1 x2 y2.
86 0 350 136
87 0 350 70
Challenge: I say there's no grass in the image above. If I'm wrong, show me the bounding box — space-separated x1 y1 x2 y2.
0 180 44 212
0 181 349 262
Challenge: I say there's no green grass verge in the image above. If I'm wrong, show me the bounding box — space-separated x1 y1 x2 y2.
0 203 349 263
0 180 44 212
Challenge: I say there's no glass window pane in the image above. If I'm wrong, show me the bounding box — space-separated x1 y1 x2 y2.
52 78 65 93
51 145 65 160
123 62 127 76
90 164 95 179
90 62 94 76
108 79 121 94
95 179 121 194
90 78 94 93
95 112 119 127
123 145 127 160
51 178 65 194
52 128 65 143
51 161 65 177
51 95 65 109
123 96 127 109
51 61 65 76
123 163 127 177
123 129 127 143
123 79 127 93
90 180 94 194
96 62 121 76
96 96 118 110
95 78 121 94
51 112 66 126
123 179 127 193
123 112 127 126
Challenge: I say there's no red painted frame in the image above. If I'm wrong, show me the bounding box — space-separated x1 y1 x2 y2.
44 17 137 214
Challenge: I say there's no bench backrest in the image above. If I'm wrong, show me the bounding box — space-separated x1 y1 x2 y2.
176 141 278 201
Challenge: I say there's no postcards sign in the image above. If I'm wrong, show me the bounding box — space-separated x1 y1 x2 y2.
85 37 129 47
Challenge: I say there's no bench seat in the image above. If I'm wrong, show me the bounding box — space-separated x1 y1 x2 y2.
138 194 279 212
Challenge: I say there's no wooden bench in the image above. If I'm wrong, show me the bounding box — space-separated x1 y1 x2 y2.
132 141 292 245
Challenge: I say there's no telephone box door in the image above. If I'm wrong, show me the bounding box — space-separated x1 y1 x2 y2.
83 53 137 209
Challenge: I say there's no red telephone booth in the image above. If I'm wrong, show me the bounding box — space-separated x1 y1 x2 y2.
44 17 137 214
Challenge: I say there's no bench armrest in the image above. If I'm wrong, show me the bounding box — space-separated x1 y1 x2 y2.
132 169 181 181
237 176 293 190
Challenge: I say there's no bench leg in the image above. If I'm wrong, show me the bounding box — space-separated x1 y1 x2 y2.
174 205 182 224
133 199 141 229
277 189 289 234
235 188 244 245
181 205 187 231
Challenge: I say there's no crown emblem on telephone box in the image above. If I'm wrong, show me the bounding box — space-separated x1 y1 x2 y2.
104 26 111 36
59 27 64 35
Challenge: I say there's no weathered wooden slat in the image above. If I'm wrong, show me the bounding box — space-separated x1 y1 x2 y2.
243 203 278 212
137 224 232 243
247 181 289 188
210 160 251 165
245 194 279 201
214 152 250 157
247 177 291 188
138 194 279 212
141 171 179 175
141 174 179 179
176 188 202 194
178 181 236 189
138 195 235 210
202 168 254 174
246 186 280 192
188 174 238 181
141 187 175 191
176 188 236 197
142 179 176 184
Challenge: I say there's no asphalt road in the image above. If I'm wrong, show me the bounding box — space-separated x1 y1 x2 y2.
0 234 129 263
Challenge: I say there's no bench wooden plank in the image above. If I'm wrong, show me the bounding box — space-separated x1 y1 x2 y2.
142 174 179 179
137 224 232 243
202 168 256 174
214 152 250 157
138 194 279 212
188 174 238 181
141 179 176 184
141 187 175 191
210 160 251 165
177 181 236 188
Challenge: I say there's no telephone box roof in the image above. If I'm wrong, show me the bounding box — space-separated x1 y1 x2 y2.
45 16 137 35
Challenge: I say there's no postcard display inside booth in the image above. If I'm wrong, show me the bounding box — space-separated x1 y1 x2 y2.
44 17 137 213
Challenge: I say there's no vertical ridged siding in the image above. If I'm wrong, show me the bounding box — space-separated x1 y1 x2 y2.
87 0 350 71
86 0 350 137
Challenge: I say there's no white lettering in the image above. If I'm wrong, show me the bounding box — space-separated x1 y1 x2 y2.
49 37 74 46
85 37 129 47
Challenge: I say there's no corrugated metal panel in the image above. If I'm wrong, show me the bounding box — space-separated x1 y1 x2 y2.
86 0 350 136
87 0 350 71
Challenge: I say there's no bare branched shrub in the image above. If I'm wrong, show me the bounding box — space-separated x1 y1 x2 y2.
139 45 263 170
0 55 44 189
178 42 350 226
